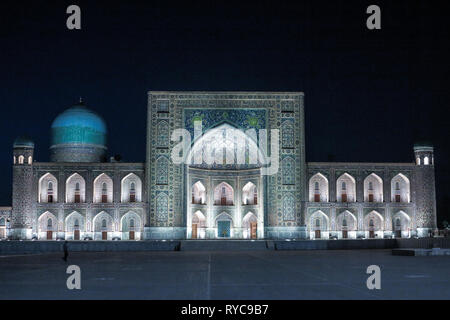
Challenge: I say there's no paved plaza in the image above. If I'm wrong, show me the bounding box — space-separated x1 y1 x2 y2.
0 249 449 299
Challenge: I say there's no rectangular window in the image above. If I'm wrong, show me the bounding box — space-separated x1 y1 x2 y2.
129 194 136 202
48 195 53 203
395 194 401 203
74 194 80 203
314 194 320 202
341 194 347 202
368 194 374 202
102 195 108 203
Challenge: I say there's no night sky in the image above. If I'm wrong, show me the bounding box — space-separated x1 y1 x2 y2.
0 1 449 224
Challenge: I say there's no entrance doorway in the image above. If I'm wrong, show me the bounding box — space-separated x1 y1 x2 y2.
102 231 107 240
74 229 80 240
129 231 135 240
342 230 348 239
218 220 231 238
191 224 198 239
369 230 375 238
395 230 402 238
315 230 321 239
46 231 52 240
250 222 257 239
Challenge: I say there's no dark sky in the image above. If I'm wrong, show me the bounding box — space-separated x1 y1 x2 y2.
0 1 449 223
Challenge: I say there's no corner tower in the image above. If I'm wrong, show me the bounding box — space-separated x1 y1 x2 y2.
11 136 34 239
413 142 437 236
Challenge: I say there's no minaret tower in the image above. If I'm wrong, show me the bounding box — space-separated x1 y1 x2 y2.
11 136 35 239
413 142 437 237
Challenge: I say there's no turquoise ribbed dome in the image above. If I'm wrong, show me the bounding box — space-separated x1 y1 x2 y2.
13 136 34 148
414 140 433 148
51 103 107 147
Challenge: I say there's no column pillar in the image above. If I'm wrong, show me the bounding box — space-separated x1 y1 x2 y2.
329 169 336 202
206 176 214 238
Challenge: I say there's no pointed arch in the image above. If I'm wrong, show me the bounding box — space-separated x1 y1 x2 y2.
392 210 411 232
93 211 113 232
336 210 357 231
364 173 383 202
391 173 410 203
215 212 233 238
215 212 233 224
242 181 257 205
120 211 142 232
309 173 329 202
192 181 206 204
336 173 356 202
65 211 85 232
242 211 257 228
192 210 206 228
38 173 58 203
242 211 258 239
214 182 234 206
66 173 86 203
309 210 330 231
93 173 113 203
121 173 142 202
364 210 384 231
38 211 58 239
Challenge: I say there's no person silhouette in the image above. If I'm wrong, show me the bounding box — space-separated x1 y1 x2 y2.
62 240 69 262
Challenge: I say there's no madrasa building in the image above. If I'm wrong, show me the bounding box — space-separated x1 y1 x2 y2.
0 92 437 241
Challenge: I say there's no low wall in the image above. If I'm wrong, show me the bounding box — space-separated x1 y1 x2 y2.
396 237 450 249
1 237 448 255
274 239 397 250
0 240 180 255
180 240 269 251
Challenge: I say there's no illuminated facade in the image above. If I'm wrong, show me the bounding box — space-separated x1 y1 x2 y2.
2 92 437 240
